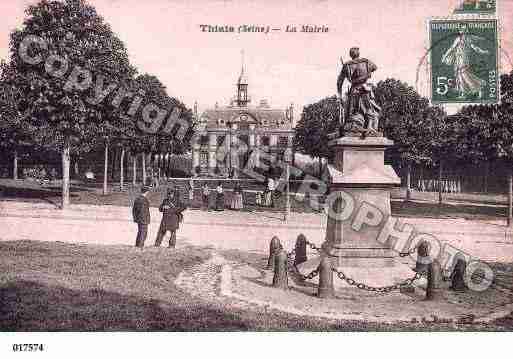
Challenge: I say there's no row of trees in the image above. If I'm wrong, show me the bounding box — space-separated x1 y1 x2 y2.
0 0 194 209
294 72 513 220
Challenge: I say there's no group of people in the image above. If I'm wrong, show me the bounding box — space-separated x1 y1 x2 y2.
200 182 244 211
131 177 280 248
132 186 185 248
254 177 276 207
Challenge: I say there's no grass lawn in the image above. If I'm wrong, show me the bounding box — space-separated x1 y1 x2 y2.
2 240 513 331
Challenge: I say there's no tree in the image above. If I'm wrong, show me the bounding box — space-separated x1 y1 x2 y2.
375 78 449 202
127 73 194 184
8 0 135 208
455 72 513 225
0 61 36 180
294 96 341 177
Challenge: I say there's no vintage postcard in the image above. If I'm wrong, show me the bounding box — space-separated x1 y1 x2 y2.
1 0 513 357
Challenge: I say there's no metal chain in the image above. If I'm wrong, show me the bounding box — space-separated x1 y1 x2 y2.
286 249 320 281
331 267 425 293
399 244 419 257
305 240 323 253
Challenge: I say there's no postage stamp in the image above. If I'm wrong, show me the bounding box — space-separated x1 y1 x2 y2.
429 18 499 104
453 0 497 15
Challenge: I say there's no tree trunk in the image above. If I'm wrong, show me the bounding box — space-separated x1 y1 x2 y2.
438 160 443 205
132 154 137 186
142 152 147 186
110 147 117 181
318 157 323 178
103 141 109 195
61 144 71 209
120 147 125 190
508 166 513 227
13 150 18 180
484 161 489 193
406 162 412 201
74 159 79 177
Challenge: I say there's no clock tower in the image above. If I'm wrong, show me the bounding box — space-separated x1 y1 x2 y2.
236 51 249 107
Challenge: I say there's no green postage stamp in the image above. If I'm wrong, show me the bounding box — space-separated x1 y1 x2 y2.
453 0 497 15
429 18 499 105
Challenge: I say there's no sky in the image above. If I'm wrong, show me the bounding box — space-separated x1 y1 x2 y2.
1 0 512 119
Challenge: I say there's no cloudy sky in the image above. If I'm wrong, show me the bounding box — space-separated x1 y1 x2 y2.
1 0 512 118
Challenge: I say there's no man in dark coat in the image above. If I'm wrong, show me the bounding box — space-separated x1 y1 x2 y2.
154 188 185 248
132 186 151 248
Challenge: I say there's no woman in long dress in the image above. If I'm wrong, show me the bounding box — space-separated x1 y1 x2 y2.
255 191 262 206
230 183 244 210
215 182 225 211
441 28 489 99
187 178 194 203
265 177 275 207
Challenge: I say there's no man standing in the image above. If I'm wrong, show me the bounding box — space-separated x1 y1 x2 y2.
337 47 382 136
202 182 210 210
155 188 185 248
132 186 151 248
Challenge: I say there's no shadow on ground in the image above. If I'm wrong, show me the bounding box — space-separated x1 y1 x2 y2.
0 185 81 207
0 280 250 331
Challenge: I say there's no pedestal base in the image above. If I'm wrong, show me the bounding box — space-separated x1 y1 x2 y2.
319 135 405 288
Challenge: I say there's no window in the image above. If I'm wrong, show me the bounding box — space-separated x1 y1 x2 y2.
217 135 226 146
200 152 208 166
279 136 289 147
200 135 209 145
261 136 270 146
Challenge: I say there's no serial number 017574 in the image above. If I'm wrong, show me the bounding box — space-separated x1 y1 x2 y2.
12 344 44 352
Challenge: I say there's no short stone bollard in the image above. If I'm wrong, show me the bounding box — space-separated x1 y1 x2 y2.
451 258 468 292
414 241 430 275
426 259 443 300
294 234 308 267
317 256 335 299
272 249 289 290
267 236 282 269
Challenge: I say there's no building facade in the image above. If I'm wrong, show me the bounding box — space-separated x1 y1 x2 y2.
191 61 294 178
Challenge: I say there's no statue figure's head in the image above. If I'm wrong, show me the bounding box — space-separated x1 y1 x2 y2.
349 47 360 60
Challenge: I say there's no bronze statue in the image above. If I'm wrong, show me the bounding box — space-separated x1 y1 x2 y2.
337 47 382 137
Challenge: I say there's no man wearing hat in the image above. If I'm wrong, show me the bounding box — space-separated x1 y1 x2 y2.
132 186 151 248
154 187 185 248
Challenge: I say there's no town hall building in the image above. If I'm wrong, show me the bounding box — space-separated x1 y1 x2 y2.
191 59 295 178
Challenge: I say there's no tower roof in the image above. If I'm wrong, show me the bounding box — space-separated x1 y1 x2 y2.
237 50 248 85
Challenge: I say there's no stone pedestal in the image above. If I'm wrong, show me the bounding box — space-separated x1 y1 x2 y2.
319 136 413 288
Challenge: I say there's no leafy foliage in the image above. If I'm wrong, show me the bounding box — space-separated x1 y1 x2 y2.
293 95 341 161
127 73 195 157
375 78 450 167
8 0 136 153
454 72 513 164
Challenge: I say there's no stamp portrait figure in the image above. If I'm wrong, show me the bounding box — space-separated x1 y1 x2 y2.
337 47 382 136
441 27 490 99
